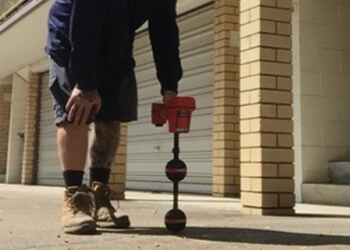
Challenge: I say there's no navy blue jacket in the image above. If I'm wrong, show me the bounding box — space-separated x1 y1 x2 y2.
45 0 183 93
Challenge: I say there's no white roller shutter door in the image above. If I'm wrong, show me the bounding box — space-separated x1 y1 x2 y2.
126 4 214 194
36 72 64 185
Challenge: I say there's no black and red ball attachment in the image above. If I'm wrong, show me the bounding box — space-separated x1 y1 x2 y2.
165 159 187 182
165 209 187 233
151 97 196 233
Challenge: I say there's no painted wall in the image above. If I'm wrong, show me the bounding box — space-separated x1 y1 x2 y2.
0 0 51 79
297 0 350 188
292 0 302 202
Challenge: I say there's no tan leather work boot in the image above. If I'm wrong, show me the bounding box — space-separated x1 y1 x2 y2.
92 181 130 228
62 185 96 234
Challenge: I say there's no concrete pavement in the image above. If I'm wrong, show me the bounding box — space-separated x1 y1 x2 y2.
1 184 350 250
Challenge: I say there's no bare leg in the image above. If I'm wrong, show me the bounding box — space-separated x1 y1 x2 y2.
57 122 89 171
90 121 121 169
58 122 96 234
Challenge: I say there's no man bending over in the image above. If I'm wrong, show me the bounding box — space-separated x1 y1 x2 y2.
45 0 182 234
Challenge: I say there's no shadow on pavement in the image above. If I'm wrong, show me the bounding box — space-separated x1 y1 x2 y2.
99 227 350 246
294 213 350 219
124 199 240 203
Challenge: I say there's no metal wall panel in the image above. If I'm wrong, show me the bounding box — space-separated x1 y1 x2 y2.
126 4 214 194
36 72 64 185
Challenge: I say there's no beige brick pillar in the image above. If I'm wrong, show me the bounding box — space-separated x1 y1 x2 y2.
0 84 12 177
22 73 41 185
240 0 295 215
109 124 127 200
213 0 240 197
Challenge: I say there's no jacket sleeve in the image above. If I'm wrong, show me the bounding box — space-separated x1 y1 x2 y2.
149 0 183 94
69 0 104 91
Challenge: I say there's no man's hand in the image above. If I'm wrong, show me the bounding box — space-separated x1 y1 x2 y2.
65 87 102 126
161 90 177 119
163 90 177 106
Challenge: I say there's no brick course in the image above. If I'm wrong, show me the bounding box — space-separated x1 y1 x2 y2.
213 0 240 197
239 0 295 215
0 84 12 176
109 124 127 200
21 73 40 185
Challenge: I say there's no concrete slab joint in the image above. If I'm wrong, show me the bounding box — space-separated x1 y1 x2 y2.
239 0 295 215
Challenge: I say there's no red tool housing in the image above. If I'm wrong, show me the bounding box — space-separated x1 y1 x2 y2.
151 103 166 127
166 97 196 133
151 97 196 133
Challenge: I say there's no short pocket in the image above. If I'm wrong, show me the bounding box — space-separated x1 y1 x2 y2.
49 76 69 109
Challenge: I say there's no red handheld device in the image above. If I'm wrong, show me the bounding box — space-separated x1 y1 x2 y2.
151 96 196 233
151 97 196 133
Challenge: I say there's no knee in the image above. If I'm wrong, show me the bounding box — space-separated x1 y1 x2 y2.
94 121 121 140
58 122 89 135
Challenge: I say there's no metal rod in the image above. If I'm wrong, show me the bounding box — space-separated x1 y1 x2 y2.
173 133 180 160
173 133 180 210
174 181 179 210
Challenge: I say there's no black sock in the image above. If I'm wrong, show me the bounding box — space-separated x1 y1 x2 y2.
90 167 111 185
63 170 84 187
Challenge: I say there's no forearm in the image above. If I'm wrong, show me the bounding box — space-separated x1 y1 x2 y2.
149 0 183 94
69 0 105 91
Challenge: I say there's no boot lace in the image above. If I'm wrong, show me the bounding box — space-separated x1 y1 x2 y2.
100 185 120 211
68 188 95 215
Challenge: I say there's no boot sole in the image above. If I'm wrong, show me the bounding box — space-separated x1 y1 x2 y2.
63 221 97 235
97 215 131 229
